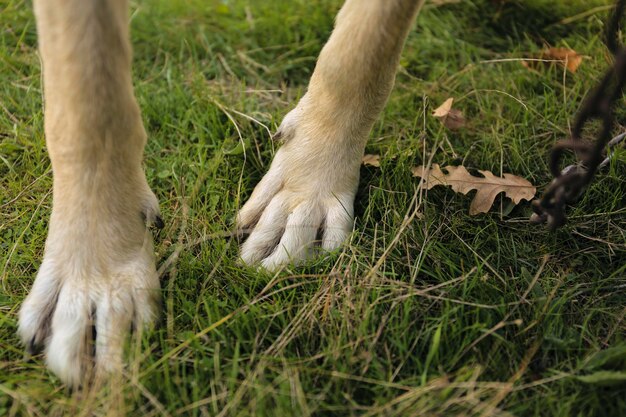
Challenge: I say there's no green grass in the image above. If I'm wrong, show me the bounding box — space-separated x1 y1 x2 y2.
1 0 626 415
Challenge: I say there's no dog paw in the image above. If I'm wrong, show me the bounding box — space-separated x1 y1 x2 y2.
237 96 362 270
18 184 161 387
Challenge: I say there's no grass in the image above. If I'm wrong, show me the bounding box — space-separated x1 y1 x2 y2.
1 0 625 415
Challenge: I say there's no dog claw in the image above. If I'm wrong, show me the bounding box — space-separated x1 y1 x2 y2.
26 337 39 357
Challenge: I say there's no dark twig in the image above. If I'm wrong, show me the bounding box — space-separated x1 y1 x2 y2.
531 0 626 229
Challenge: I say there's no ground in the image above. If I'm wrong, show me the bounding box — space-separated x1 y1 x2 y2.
1 0 625 415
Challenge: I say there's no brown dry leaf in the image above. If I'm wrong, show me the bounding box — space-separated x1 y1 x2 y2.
545 47 583 73
432 98 466 130
523 47 583 73
362 154 380 167
412 164 536 215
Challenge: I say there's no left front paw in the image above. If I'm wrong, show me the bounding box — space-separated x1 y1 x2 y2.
237 103 360 270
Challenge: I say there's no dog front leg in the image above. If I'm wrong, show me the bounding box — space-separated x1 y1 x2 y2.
18 0 160 386
238 0 424 270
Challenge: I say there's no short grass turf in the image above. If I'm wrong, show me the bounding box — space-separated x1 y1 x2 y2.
1 0 626 415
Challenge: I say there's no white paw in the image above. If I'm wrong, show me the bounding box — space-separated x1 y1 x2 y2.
237 96 362 270
18 187 161 387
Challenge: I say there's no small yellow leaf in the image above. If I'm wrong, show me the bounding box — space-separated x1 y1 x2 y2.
362 154 380 167
433 98 454 118
412 164 536 215
432 98 466 130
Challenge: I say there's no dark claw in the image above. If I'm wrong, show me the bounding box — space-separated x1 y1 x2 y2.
154 215 164 230
25 336 42 357
271 130 283 141
142 210 164 230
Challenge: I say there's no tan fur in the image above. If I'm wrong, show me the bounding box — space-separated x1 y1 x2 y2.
18 0 160 386
18 0 423 385
238 0 425 268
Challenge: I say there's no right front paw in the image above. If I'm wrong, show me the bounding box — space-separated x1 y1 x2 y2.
18 189 161 387
19 236 159 387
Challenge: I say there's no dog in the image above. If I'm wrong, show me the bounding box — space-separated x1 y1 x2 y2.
17 0 425 386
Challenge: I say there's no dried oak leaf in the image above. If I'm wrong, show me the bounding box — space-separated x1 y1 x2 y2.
523 47 583 73
412 164 536 215
362 154 380 167
432 98 466 130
